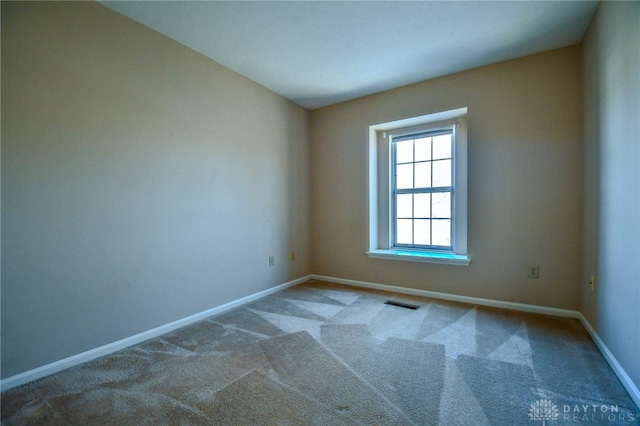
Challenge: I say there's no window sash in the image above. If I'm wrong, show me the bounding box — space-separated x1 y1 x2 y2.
391 128 455 251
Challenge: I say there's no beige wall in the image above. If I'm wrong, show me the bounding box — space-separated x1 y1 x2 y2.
310 46 584 310
582 1 640 391
1 2 310 378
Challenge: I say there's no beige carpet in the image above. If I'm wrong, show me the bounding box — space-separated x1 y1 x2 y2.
2 279 639 425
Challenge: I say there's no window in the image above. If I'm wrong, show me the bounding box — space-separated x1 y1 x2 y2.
393 129 454 249
367 108 470 266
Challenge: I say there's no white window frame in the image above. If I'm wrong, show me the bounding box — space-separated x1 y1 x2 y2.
367 108 470 266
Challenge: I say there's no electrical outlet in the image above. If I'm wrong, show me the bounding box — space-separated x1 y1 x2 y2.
269 256 274 267
290 251 295 261
528 264 540 279
589 275 595 291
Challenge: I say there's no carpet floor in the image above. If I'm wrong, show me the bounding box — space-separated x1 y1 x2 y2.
2 279 638 425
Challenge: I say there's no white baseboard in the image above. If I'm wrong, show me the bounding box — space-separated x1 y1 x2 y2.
577 313 640 409
0 275 310 392
311 274 640 409
310 274 580 318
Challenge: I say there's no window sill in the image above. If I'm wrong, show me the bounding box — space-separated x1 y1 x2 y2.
366 249 471 266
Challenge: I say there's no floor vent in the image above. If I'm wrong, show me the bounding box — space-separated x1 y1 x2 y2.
384 300 419 310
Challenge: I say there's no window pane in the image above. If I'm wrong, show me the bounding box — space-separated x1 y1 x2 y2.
396 194 412 218
414 162 431 188
396 140 413 164
432 134 451 160
414 219 430 245
432 159 451 187
432 219 451 247
414 193 430 218
396 219 412 244
414 137 431 162
396 164 413 189
432 192 451 218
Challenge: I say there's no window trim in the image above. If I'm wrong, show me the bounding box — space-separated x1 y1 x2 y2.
367 108 470 266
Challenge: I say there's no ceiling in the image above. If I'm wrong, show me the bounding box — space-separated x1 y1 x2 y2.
100 1 599 110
